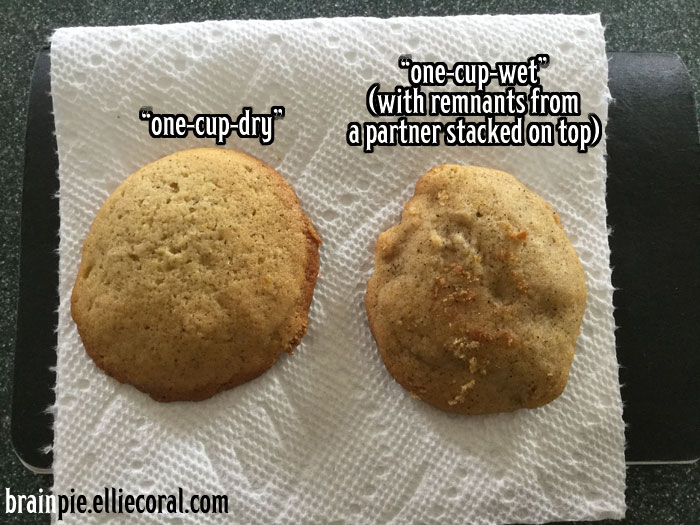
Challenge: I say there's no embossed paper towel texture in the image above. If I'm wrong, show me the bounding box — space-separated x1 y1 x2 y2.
51 15 625 524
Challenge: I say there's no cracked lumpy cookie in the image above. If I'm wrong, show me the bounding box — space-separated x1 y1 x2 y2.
71 148 321 402
365 165 586 414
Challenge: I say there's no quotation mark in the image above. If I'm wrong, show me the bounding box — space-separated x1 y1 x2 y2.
537 54 550 69
272 106 285 120
139 106 153 120
398 54 412 69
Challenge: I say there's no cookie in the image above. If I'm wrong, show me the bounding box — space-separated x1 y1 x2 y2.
71 148 321 402
365 165 586 414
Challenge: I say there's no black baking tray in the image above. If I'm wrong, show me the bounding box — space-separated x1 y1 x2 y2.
12 48 700 472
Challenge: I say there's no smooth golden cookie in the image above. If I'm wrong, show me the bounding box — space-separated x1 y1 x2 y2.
71 148 321 401
365 165 586 414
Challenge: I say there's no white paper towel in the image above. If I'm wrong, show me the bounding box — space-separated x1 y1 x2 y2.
51 15 625 524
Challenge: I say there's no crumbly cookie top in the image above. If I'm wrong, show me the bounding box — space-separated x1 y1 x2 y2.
366 164 586 414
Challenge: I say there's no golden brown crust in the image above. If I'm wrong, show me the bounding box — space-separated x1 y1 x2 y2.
365 165 586 414
71 148 321 402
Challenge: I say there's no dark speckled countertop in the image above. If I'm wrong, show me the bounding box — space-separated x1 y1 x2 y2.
1 1 698 523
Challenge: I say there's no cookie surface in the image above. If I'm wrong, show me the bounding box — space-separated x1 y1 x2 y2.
71 148 321 401
365 165 586 414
